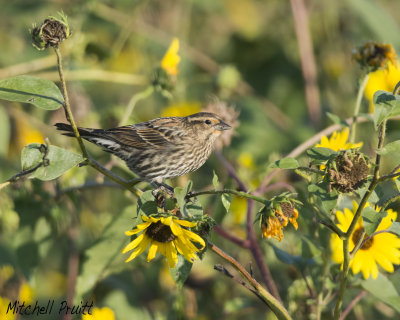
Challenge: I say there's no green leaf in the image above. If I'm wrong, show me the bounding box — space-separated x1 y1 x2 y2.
0 75 63 110
361 273 400 312
270 157 299 169
137 190 157 216
212 170 219 190
376 140 400 159
185 203 203 218
21 143 43 171
308 182 338 214
33 145 83 181
271 244 314 270
388 222 400 236
221 193 231 212
373 91 400 128
307 147 337 165
326 112 349 127
169 255 192 289
174 180 193 216
0 105 10 156
362 207 387 236
21 143 83 181
75 205 136 301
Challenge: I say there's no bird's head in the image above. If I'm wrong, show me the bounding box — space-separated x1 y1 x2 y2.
185 112 231 140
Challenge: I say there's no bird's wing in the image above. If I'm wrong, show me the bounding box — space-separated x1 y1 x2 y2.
107 124 172 149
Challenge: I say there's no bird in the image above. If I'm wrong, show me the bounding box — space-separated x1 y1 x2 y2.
55 112 231 185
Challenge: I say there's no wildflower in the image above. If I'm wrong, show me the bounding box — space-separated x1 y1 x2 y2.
0 297 15 320
19 283 34 304
82 307 115 320
32 12 71 50
364 61 400 112
160 38 180 76
315 127 362 151
331 202 400 279
161 102 201 117
122 215 205 268
352 41 396 70
261 201 299 242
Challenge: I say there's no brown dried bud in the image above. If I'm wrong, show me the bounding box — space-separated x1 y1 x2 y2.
327 151 369 193
352 41 397 70
32 12 71 50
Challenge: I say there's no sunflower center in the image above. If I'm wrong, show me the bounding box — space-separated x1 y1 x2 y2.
352 227 373 250
146 221 176 243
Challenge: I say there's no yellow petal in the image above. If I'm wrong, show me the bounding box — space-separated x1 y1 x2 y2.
122 233 145 253
160 37 180 76
182 229 205 249
165 242 178 268
125 235 151 262
175 220 197 228
147 242 159 262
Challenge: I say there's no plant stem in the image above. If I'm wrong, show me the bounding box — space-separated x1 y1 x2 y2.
119 86 154 126
54 47 88 159
333 120 387 319
187 189 267 205
350 73 369 143
208 242 292 320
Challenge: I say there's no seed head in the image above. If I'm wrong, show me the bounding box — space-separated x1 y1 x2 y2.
32 12 71 50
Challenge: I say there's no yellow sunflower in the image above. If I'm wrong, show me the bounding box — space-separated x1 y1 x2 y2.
122 215 205 268
315 127 362 151
330 201 400 279
82 307 115 320
160 38 180 76
364 61 400 113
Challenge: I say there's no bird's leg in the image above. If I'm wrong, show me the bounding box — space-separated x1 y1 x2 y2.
151 182 174 198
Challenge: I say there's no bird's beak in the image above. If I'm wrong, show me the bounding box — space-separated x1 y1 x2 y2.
214 120 231 131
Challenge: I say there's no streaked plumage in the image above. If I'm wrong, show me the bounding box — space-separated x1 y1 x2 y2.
55 112 231 183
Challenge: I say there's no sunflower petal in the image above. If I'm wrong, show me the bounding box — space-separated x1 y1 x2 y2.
122 233 145 253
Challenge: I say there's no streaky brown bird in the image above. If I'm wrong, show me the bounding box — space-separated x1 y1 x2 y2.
55 112 231 184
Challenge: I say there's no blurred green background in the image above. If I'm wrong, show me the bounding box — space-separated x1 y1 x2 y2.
1 0 400 319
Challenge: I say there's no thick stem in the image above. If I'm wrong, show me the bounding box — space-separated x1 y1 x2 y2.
208 242 291 320
333 239 350 320
339 291 367 320
54 47 88 159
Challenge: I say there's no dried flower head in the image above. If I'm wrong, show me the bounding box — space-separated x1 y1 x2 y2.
32 12 71 50
258 193 301 242
326 150 369 193
352 41 397 70
204 99 239 150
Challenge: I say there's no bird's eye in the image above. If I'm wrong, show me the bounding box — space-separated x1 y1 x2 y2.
205 119 212 125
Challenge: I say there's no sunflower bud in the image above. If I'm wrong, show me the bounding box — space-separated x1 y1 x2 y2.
352 41 396 70
326 150 369 193
31 12 71 50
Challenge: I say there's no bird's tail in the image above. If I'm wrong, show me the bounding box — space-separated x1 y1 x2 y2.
54 123 102 139
55 123 125 155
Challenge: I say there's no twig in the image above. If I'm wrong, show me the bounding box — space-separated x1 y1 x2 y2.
339 291 367 320
290 0 321 126
33 69 147 86
246 200 282 303
0 55 56 79
213 225 250 248
186 189 267 205
119 86 154 126
208 242 291 320
350 74 369 143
